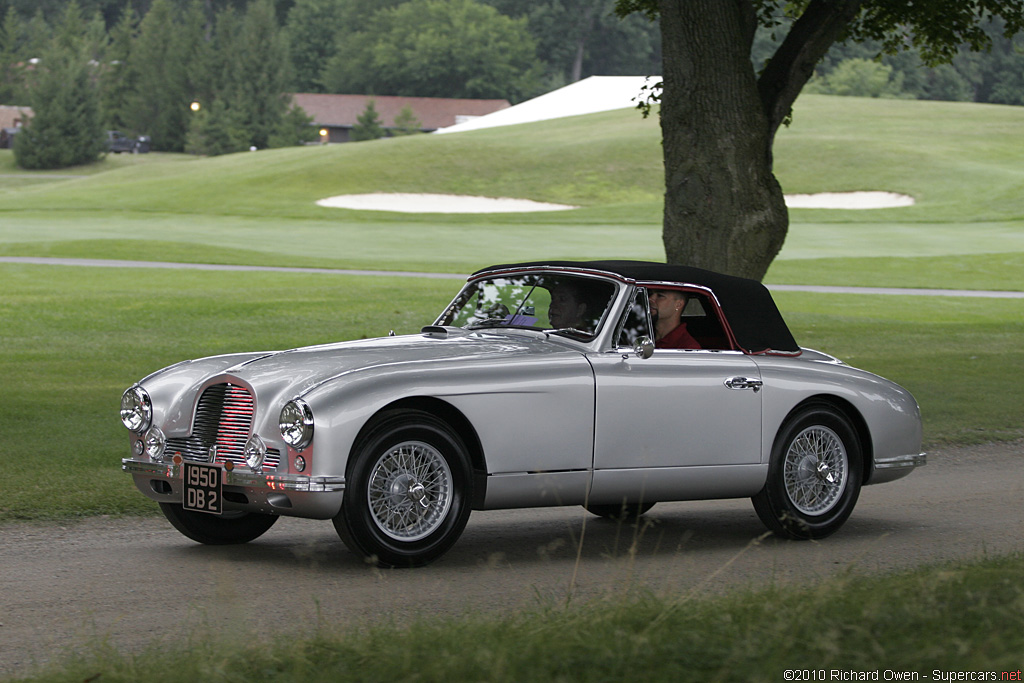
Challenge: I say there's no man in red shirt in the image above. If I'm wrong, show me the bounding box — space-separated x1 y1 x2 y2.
648 289 701 349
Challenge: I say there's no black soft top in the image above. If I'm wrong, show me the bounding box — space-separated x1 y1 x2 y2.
474 260 799 354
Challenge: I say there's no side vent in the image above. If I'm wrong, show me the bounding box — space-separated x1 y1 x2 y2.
421 325 450 338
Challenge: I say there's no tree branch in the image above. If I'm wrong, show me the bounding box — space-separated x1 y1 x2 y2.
756 0 863 139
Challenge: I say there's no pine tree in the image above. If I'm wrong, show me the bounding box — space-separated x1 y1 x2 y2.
228 0 292 149
14 1 104 170
350 99 385 141
100 5 137 132
267 103 318 148
0 7 26 104
124 0 205 152
201 0 303 152
391 105 423 136
184 98 250 156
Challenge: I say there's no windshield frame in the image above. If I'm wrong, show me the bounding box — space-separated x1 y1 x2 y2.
435 270 624 344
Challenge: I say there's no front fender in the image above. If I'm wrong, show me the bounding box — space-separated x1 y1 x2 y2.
297 352 596 482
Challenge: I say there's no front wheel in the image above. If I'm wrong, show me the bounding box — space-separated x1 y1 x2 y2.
333 411 473 568
752 404 862 539
159 503 278 544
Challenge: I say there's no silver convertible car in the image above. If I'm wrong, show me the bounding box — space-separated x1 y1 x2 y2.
121 260 925 566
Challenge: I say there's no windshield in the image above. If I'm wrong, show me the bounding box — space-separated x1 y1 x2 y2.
437 273 618 341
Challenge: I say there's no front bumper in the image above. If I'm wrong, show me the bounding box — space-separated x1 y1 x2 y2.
122 458 345 519
122 458 345 492
868 452 927 484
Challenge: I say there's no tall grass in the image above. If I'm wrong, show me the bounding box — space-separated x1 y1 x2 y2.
14 553 1024 682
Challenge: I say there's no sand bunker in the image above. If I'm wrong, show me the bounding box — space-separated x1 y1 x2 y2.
316 193 578 213
316 191 915 214
784 191 915 209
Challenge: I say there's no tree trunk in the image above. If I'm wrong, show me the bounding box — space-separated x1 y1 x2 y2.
570 1 601 82
570 38 585 82
657 0 787 281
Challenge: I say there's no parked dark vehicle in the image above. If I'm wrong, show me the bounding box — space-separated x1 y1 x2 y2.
106 130 149 154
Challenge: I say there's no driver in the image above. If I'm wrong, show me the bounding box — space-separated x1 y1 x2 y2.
548 283 588 330
648 289 701 349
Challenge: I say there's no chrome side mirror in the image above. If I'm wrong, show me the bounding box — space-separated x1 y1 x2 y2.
633 336 655 359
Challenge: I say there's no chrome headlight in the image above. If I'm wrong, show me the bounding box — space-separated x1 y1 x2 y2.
245 434 267 471
120 385 152 433
279 399 314 450
144 426 166 461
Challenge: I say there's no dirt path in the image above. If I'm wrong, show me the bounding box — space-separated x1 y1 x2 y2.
2 441 1021 678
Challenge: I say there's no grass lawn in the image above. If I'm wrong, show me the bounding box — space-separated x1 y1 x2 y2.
0 95 1021 286
766 252 1024 290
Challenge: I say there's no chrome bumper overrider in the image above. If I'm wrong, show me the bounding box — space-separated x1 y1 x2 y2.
874 453 927 470
122 458 345 492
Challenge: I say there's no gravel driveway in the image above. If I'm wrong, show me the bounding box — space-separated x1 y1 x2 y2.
1 441 1021 678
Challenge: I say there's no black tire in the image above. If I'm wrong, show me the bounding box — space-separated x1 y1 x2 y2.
752 404 863 539
333 410 473 568
584 501 655 521
159 503 278 545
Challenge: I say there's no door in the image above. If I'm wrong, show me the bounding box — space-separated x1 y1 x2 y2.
585 285 765 503
589 350 762 471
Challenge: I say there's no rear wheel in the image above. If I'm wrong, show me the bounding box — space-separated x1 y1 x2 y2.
333 411 473 567
159 503 278 544
752 404 862 539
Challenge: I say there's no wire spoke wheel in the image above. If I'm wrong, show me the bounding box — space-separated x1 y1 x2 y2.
752 404 862 540
782 425 848 516
334 410 472 567
367 440 453 542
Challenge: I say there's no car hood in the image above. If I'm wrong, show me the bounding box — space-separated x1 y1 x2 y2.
244 329 563 387
145 328 584 419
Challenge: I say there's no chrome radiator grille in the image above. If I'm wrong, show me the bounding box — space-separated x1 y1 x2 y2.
166 383 280 469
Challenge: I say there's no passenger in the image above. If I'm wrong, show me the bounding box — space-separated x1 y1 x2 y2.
648 289 701 349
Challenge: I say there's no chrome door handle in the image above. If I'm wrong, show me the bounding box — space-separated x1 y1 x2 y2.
725 377 763 392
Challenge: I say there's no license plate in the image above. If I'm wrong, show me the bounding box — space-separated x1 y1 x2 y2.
183 461 223 514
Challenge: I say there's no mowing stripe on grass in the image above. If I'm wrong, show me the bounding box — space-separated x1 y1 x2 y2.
4 256 1023 298
0 256 466 280
769 283 1024 298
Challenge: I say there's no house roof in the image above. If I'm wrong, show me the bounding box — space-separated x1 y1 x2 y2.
291 94 510 132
